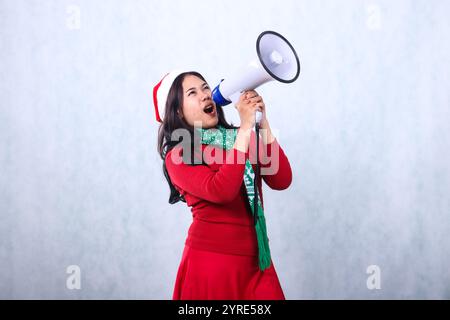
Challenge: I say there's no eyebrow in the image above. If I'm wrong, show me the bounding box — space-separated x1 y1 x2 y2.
186 82 209 93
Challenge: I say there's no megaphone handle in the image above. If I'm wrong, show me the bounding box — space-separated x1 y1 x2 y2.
255 110 262 125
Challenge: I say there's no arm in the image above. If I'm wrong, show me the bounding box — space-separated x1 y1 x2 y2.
165 128 252 204
239 89 292 190
258 120 293 190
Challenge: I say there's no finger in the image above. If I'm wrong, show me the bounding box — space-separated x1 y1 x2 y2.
248 96 262 103
252 104 263 112
246 93 259 100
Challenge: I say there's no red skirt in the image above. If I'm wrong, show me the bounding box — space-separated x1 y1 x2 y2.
172 245 285 300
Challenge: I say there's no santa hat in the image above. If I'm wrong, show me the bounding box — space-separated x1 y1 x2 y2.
153 69 187 123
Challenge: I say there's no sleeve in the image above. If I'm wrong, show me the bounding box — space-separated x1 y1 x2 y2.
165 147 248 204
259 139 293 190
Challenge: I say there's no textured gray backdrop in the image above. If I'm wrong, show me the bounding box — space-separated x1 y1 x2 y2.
1 0 449 299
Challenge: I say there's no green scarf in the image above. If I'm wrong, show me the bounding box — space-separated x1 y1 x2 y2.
200 125 271 271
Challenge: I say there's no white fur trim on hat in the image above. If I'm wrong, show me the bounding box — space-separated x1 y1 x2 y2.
153 69 187 123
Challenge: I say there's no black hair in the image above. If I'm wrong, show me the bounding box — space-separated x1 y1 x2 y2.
157 71 236 204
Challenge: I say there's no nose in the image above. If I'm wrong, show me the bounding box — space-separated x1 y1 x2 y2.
201 91 211 101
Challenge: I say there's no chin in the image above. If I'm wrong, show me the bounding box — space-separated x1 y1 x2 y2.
203 124 217 129
204 118 218 129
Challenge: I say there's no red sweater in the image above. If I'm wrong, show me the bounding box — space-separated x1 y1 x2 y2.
165 131 292 256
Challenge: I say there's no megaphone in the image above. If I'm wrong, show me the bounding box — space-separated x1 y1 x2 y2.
212 30 300 124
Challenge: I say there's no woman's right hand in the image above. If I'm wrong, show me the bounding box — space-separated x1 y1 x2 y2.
235 91 263 129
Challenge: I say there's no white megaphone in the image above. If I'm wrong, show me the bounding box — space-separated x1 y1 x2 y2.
212 31 300 124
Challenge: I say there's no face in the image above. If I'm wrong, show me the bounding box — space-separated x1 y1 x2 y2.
180 75 218 129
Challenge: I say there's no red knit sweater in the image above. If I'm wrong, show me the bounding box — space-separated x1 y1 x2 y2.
165 131 292 256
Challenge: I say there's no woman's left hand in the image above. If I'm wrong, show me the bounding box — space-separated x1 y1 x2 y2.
243 90 269 128
244 90 275 144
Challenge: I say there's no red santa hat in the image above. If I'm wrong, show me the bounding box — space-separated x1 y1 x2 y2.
153 69 187 123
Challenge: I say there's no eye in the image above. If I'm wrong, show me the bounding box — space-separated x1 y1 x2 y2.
188 91 195 96
203 85 210 90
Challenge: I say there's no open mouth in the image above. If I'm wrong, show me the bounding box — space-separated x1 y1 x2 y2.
203 104 215 114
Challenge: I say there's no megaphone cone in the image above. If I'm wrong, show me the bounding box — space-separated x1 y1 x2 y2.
212 31 300 111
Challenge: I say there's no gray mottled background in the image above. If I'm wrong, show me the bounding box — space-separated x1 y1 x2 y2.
1 0 449 299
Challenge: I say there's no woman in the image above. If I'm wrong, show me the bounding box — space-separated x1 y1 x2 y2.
154 70 292 300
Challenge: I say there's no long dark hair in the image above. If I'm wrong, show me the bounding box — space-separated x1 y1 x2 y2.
157 71 236 204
